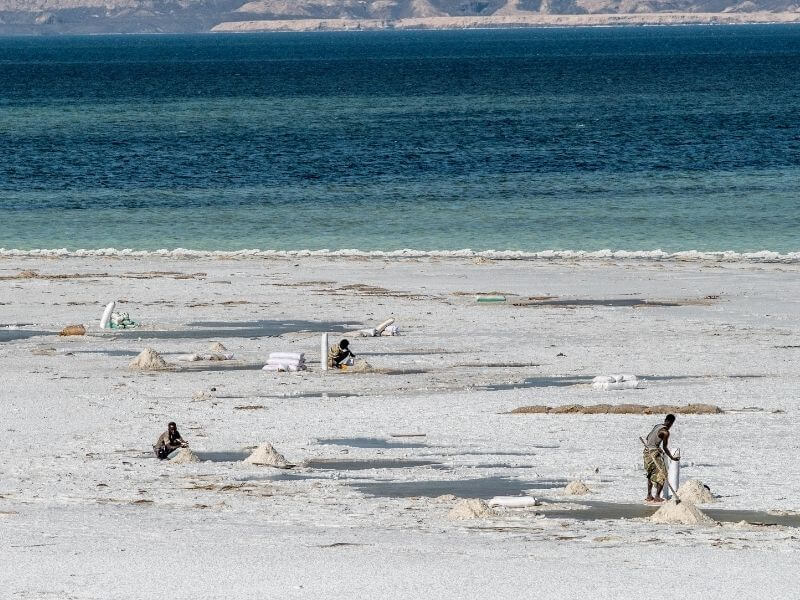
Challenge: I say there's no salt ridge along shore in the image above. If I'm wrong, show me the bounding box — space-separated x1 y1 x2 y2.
3 247 800 263
211 12 800 32
2 255 799 598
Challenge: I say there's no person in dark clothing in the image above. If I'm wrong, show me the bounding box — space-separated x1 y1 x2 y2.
327 338 355 369
153 421 188 459
642 414 680 502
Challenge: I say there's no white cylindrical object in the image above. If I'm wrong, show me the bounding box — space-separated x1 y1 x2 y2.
266 359 304 368
665 448 680 499
375 318 395 335
321 333 328 371
99 301 115 329
269 352 305 361
488 496 539 508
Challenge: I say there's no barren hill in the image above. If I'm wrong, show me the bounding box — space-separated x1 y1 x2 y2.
1 0 798 34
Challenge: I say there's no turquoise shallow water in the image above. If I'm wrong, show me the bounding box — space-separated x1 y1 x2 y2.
1 27 799 253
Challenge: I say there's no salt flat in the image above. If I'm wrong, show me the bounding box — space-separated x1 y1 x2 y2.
1 256 799 598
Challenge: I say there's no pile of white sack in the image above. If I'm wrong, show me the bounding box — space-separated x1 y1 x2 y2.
591 374 642 390
355 318 400 337
263 352 306 372
99 301 137 329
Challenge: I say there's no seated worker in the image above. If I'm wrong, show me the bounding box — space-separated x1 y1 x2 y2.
327 338 355 369
153 421 188 460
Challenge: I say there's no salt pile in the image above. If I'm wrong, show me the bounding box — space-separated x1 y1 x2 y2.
243 443 290 468
209 342 227 352
448 499 495 520
192 389 215 402
564 480 590 495
676 479 716 504
170 448 200 464
129 348 170 371
649 500 717 526
348 359 372 373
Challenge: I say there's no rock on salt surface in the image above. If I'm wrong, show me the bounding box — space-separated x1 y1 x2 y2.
677 479 716 504
448 499 495 520
170 448 200 464
649 500 717 526
243 443 289 468
209 341 227 352
129 348 169 371
564 480 590 495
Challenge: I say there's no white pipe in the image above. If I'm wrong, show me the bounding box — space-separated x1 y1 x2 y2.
321 332 328 371
665 447 680 500
375 318 394 335
99 301 115 329
269 352 305 361
488 496 539 508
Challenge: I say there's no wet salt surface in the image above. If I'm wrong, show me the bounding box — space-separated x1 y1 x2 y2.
513 298 682 308
481 374 763 391
446 448 558 454
194 451 250 462
217 392 359 399
351 476 569 498
0 329 53 342
316 437 428 449
304 458 442 470
177 363 266 372
106 319 363 340
535 499 800 527
72 349 141 357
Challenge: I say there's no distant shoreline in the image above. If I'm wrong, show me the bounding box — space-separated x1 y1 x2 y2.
211 12 800 33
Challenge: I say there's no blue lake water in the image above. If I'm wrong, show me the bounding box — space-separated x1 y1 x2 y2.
1 26 799 254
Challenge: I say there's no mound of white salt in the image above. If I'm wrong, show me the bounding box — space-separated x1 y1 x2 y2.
209 342 227 352
649 499 717 526
192 389 215 402
170 448 200 464
244 443 290 468
448 499 495 520
677 479 716 504
348 359 372 373
129 348 169 371
564 480 590 495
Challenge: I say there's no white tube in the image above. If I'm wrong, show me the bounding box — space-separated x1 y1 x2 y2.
375 318 395 335
488 496 539 508
321 333 328 371
269 352 305 361
99 301 115 329
266 358 304 367
666 448 680 499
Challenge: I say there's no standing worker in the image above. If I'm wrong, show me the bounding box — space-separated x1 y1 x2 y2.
642 414 680 503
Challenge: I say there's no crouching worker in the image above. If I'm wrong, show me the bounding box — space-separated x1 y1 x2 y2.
327 338 355 369
153 421 188 460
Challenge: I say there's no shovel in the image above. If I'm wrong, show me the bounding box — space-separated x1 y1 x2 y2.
640 436 681 504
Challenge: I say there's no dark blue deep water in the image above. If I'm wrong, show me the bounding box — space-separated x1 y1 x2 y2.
1 26 799 253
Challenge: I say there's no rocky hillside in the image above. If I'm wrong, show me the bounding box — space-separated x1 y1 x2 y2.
1 0 798 33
